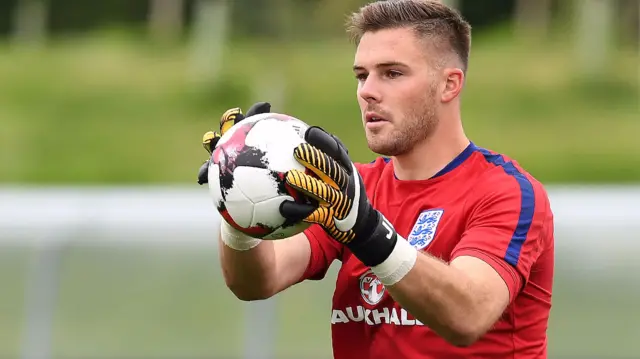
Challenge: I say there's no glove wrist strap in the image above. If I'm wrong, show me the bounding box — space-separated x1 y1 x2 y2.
347 212 401 268
371 235 418 286
220 221 261 251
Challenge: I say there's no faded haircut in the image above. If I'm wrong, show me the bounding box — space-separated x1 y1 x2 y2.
346 0 472 72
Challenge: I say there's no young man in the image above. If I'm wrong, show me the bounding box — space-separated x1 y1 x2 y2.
198 1 554 358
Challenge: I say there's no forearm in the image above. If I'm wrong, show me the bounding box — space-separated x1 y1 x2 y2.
219 239 278 300
218 222 275 300
368 238 493 347
218 222 312 301
382 249 479 344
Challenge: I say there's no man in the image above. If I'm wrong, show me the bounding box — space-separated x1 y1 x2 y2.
198 1 554 358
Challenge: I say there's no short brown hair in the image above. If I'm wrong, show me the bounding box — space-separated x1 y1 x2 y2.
346 0 472 72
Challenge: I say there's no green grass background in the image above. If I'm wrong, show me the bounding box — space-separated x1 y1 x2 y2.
0 27 638 185
1 243 639 358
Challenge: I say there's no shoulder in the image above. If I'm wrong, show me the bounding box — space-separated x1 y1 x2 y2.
462 146 554 264
467 146 552 220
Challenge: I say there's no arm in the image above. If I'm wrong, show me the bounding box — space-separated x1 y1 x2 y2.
218 222 311 301
199 103 323 300
219 221 342 301
372 178 549 347
381 249 510 346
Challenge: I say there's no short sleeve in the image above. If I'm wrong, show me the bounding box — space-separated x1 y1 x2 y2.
297 160 380 282
451 173 550 302
299 224 343 282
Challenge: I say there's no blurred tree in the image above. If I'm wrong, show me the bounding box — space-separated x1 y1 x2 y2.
0 0 17 35
618 0 639 49
0 0 524 39
306 0 368 38
514 0 552 39
11 0 48 46
441 0 460 10
249 0 291 110
188 0 229 85
47 0 147 35
574 0 615 76
459 0 515 30
229 0 283 39
148 0 185 44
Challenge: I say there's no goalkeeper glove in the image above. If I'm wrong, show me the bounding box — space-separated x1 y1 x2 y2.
197 102 272 185
279 127 418 284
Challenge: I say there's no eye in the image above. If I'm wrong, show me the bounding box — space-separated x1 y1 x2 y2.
386 70 402 79
355 73 368 81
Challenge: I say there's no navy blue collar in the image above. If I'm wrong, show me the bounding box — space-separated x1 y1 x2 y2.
430 141 477 179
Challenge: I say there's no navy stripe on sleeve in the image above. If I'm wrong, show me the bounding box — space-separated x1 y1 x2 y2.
477 148 536 267
369 157 391 164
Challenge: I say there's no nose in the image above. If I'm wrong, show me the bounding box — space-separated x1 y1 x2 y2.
358 77 381 104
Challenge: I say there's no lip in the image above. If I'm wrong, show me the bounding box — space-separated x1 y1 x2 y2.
365 121 388 130
365 112 387 123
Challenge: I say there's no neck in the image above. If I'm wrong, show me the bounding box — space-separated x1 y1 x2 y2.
392 117 469 181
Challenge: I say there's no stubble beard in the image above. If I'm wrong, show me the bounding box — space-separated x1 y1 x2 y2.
366 89 439 157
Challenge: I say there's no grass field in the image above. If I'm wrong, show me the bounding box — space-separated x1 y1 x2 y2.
0 26 638 358
0 28 638 184
1 240 639 358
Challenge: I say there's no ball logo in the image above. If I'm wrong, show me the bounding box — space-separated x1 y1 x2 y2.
359 271 385 305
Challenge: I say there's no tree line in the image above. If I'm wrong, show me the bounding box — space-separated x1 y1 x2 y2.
2 0 636 80
1 0 634 42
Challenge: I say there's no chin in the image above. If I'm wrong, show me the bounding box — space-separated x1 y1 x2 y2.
367 140 401 157
367 131 413 156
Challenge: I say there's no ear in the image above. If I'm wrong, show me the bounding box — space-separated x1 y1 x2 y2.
441 68 464 103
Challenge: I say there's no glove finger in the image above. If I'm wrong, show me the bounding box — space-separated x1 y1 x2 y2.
293 143 348 190
302 206 356 244
220 107 244 135
202 131 221 154
279 200 317 223
285 169 333 205
197 160 210 185
246 102 271 117
280 202 332 234
304 127 352 173
281 200 356 244
327 225 356 244
285 169 351 218
331 133 349 155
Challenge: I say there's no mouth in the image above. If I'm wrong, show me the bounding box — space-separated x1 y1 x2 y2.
365 112 388 123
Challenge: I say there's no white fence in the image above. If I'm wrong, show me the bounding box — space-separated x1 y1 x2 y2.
1 185 639 358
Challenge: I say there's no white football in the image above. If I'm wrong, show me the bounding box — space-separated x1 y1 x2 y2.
207 112 313 240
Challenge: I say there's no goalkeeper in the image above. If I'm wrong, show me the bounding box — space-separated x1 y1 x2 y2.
198 1 554 358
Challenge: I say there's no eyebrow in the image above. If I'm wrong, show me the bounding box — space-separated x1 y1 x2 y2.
352 61 409 72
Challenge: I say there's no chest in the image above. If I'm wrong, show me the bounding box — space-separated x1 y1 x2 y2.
334 179 476 304
372 180 473 261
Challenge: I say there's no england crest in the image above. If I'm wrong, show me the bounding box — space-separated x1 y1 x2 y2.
408 209 444 250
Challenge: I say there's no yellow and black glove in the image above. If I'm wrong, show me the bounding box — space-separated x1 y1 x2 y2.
197 102 272 185
279 127 399 267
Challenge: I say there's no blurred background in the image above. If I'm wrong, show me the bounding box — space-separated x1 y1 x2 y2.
0 0 638 358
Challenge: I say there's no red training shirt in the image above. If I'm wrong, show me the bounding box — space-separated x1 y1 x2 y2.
299 142 554 359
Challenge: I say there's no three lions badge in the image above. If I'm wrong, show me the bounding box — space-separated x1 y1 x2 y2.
408 209 444 251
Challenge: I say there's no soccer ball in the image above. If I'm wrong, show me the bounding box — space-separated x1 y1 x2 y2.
207 112 314 240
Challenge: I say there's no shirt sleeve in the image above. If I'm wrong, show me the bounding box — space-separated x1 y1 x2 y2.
297 161 373 282
299 223 343 282
451 173 550 302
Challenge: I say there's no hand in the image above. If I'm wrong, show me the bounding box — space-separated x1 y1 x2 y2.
279 127 399 267
197 102 272 185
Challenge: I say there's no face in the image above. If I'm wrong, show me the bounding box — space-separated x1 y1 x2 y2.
353 27 441 156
